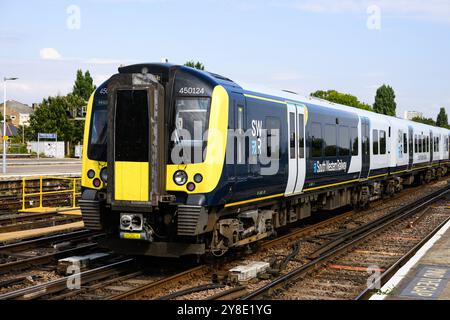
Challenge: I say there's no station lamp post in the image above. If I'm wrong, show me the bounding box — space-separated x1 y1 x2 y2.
3 77 19 174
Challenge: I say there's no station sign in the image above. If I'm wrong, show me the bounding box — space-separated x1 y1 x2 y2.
38 133 57 139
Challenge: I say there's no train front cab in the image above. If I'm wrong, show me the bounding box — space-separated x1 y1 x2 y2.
80 66 232 257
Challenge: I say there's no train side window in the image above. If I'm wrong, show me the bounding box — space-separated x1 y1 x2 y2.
298 115 305 159
420 136 423 153
324 124 337 157
338 126 350 156
380 130 386 155
373 130 379 155
415 135 418 153
403 133 408 154
351 127 358 156
289 113 296 159
427 137 430 153
266 116 280 158
311 122 323 158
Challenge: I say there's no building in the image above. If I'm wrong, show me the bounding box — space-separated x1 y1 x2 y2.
0 100 34 127
404 111 423 120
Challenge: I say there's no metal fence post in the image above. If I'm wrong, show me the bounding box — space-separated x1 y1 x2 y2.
39 176 43 208
22 177 26 211
72 178 76 208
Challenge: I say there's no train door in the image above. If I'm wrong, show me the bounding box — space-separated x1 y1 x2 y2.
360 117 370 179
408 126 414 170
285 104 306 195
285 104 298 195
230 93 248 197
294 105 306 194
107 73 165 207
430 131 433 163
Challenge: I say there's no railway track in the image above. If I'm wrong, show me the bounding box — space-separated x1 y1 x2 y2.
1 179 448 300
0 230 107 296
105 181 448 300
241 184 450 300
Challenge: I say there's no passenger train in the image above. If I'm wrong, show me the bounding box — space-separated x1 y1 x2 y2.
80 63 450 257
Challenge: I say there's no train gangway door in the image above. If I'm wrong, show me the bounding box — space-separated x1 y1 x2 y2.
285 103 306 196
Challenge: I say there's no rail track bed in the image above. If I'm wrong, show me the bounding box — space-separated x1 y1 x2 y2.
106 180 450 301
1 179 448 300
0 211 82 234
0 230 107 296
243 186 450 300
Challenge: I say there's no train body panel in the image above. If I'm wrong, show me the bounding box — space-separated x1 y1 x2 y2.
80 63 450 257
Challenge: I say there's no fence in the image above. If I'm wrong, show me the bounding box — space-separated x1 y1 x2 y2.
21 176 82 211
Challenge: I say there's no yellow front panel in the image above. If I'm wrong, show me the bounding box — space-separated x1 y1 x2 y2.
166 85 229 194
115 162 149 201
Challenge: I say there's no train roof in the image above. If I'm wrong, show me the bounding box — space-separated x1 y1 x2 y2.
115 63 448 134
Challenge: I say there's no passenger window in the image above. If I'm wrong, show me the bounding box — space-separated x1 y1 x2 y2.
403 133 408 154
339 126 350 156
373 130 379 155
324 124 337 157
415 135 418 153
237 106 244 164
380 130 386 155
351 127 358 156
289 113 296 159
266 117 280 158
298 115 305 159
311 122 323 158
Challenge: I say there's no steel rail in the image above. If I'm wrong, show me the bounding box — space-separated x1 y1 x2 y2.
241 184 450 300
0 258 133 300
355 215 450 300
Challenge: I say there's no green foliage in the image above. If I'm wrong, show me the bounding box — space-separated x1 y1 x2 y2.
26 94 86 144
412 116 436 126
311 90 372 111
73 69 96 101
436 107 449 128
0 112 3 122
373 84 397 116
184 61 205 70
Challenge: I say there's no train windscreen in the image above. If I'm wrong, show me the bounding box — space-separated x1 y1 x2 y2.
88 93 108 161
172 98 210 164
115 90 149 162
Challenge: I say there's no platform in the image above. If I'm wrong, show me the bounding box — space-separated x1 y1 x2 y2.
371 218 450 300
0 221 85 242
18 207 81 215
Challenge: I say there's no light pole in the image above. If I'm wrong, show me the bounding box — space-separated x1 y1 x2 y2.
3 77 18 174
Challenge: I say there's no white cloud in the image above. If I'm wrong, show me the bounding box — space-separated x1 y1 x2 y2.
39 48 62 60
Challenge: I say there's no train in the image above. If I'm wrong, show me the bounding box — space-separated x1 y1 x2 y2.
80 63 450 258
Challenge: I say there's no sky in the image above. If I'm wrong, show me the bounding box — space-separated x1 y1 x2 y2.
0 0 449 119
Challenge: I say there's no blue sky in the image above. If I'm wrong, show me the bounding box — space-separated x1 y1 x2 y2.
0 0 449 119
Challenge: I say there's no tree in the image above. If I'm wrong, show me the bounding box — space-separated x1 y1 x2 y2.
412 116 436 126
311 90 372 111
26 94 86 144
436 107 449 128
73 70 96 101
373 85 397 116
184 61 205 70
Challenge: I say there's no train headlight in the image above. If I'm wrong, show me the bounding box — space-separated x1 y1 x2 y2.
100 167 108 183
120 215 132 229
87 170 95 179
194 174 203 183
173 170 188 186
